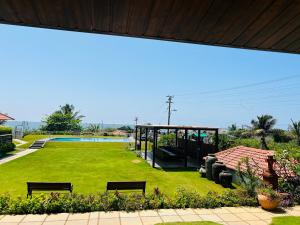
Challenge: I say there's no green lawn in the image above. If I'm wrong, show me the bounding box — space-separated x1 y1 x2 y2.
270 216 300 225
0 139 224 197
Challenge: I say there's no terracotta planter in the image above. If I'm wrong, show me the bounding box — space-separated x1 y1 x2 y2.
257 194 280 211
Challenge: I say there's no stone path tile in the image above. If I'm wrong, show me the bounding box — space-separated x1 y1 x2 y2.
119 211 139 218
20 222 43 225
217 213 241 222
199 214 223 222
226 207 247 213
158 209 177 216
140 216 162 225
89 212 99 220
99 218 120 225
45 213 69 221
243 207 265 213
161 215 182 223
68 213 90 220
175 208 195 215
193 208 214 215
0 215 25 223
139 210 159 217
180 214 202 222
236 212 259 221
212 208 232 214
65 220 88 225
0 223 19 225
254 212 274 220
120 217 142 225
247 220 270 225
43 221 66 225
287 210 300 216
226 222 248 225
100 211 120 218
294 205 300 211
22 214 47 222
88 219 98 225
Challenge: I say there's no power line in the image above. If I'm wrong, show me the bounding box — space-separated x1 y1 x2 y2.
166 95 177 125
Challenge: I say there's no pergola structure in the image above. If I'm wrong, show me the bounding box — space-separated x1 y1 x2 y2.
1 1 300 54
135 125 219 168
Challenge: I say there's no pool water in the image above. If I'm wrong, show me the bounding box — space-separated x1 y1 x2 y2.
50 137 132 143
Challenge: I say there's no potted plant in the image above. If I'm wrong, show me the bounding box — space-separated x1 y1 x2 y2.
257 186 281 210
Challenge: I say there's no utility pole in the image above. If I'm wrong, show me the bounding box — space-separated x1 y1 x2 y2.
134 117 138 126
166 95 177 125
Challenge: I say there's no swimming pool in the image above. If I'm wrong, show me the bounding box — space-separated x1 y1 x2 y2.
50 137 132 143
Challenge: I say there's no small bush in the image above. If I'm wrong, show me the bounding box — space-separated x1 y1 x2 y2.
272 129 292 143
0 188 258 215
0 126 12 135
0 143 15 154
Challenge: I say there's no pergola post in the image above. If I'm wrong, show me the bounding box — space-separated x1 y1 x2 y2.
138 127 142 150
184 129 188 167
215 129 219 152
135 126 138 150
145 128 148 160
175 129 178 147
152 128 157 168
197 129 201 162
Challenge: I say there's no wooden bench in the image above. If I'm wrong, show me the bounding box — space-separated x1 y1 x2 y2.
106 181 146 194
27 182 73 197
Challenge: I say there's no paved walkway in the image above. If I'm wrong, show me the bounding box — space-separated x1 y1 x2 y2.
0 206 299 225
0 148 39 165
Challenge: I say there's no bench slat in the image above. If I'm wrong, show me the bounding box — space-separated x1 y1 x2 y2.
107 181 146 194
27 182 73 197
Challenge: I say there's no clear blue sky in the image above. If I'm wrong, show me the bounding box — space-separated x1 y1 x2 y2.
1 24 300 129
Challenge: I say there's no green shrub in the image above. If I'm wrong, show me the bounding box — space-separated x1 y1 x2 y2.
0 126 12 135
0 188 258 215
271 129 292 143
0 143 15 154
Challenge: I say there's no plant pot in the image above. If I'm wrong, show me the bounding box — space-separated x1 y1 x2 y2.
257 194 280 211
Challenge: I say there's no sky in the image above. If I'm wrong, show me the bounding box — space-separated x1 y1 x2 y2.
1 24 300 129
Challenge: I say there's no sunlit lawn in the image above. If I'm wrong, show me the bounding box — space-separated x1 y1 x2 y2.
0 140 225 197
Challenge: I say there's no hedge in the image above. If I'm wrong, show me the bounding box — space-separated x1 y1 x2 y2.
0 188 257 215
0 126 12 135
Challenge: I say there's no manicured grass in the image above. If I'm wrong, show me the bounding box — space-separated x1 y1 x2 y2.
270 216 300 225
155 222 221 225
0 139 224 197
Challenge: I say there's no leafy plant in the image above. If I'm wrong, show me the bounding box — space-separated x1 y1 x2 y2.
86 124 101 133
251 114 276 149
0 126 12 135
257 186 280 200
289 119 300 146
0 143 15 155
236 157 261 197
158 133 176 147
271 129 292 143
217 134 234 150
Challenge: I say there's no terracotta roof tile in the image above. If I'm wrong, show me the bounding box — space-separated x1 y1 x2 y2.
0 113 14 121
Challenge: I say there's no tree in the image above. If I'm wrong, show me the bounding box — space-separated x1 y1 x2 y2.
228 124 237 132
42 104 84 132
290 119 300 146
87 124 101 133
251 114 276 150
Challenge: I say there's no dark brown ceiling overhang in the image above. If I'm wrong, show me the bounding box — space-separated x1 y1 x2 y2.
1 0 300 54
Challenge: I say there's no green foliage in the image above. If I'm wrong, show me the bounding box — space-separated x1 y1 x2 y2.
86 124 101 133
217 134 234 150
236 157 261 197
118 126 133 132
289 119 300 146
158 133 176 147
41 104 84 132
0 188 258 215
0 143 15 154
251 114 276 149
257 186 280 200
271 129 292 143
0 126 12 135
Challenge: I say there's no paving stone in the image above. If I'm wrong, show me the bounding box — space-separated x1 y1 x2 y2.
45 213 69 221
139 210 159 217
120 217 142 225
19 222 43 225
88 219 98 225
254 212 274 220
287 210 300 216
0 215 25 223
99 218 120 225
161 215 182 223
246 220 270 225
199 214 223 222
180 214 202 222
100 211 120 218
89 212 99 219
119 211 139 218
175 208 195 215
65 219 88 225
43 221 66 225
226 207 247 213
140 216 162 225
0 223 19 225
158 209 177 216
216 213 241 222
68 213 90 220
193 208 214 215
294 205 300 211
226 222 248 225
236 212 259 221
212 208 232 214
243 207 265 213
22 214 47 222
